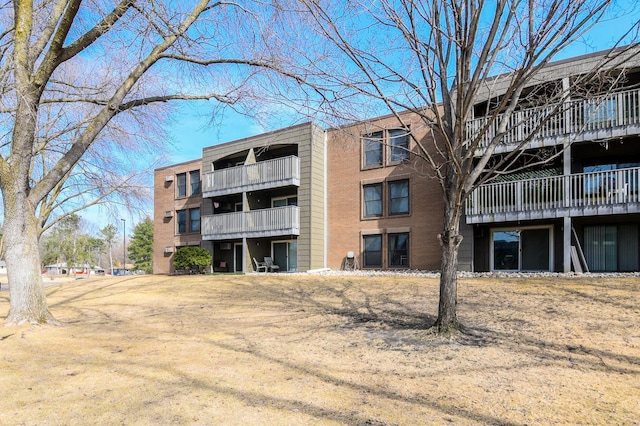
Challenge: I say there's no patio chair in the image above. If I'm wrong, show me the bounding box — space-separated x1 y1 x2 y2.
253 257 267 273
213 261 228 272
264 257 280 272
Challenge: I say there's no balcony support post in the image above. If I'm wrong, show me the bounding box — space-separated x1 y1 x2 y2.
563 142 571 208
563 216 572 273
242 237 247 273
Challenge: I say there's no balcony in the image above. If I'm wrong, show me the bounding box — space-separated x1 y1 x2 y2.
466 166 640 224
202 156 300 197
466 87 640 155
201 206 300 240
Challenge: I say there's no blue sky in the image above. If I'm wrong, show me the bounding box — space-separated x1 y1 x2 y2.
160 3 640 167
88 2 640 232
164 101 269 166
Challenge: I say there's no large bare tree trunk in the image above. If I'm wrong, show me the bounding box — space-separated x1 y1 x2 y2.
3 188 57 326
434 181 463 333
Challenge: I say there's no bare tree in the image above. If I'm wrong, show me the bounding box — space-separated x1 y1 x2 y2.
291 0 639 333
100 224 117 275
0 0 305 325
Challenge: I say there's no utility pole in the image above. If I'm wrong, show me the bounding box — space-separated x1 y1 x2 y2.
121 218 126 275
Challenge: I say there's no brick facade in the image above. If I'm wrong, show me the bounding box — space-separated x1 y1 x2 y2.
153 159 202 274
326 111 452 271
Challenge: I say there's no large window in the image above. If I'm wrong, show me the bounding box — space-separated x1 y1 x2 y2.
363 183 382 217
388 233 409 267
190 170 201 195
363 235 382 268
388 179 409 215
363 132 383 167
176 173 187 198
177 210 187 234
389 129 409 163
189 208 200 233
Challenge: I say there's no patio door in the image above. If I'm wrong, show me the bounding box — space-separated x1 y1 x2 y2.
584 224 639 272
492 227 552 271
273 241 298 272
234 243 243 272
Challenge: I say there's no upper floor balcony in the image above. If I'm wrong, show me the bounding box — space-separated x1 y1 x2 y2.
466 87 640 155
465 166 640 224
201 205 300 240
202 155 300 197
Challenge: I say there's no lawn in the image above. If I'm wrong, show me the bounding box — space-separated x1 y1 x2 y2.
1 274 639 425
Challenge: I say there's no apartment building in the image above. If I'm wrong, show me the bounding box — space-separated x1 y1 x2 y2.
466 47 640 272
154 122 326 274
154 46 640 274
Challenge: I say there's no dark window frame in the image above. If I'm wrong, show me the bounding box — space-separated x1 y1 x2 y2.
176 209 187 234
363 131 384 168
388 179 410 216
388 233 409 268
388 129 410 163
363 183 383 218
190 170 201 195
363 234 383 268
176 173 187 198
189 207 201 233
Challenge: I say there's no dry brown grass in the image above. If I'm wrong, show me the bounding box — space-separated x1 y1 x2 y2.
0 274 639 425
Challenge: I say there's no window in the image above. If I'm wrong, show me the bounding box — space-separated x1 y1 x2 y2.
176 173 187 198
388 179 409 215
190 170 201 195
388 233 409 267
363 132 383 167
363 183 382 217
389 129 409 163
189 208 200 233
363 235 382 268
272 196 298 207
177 210 187 234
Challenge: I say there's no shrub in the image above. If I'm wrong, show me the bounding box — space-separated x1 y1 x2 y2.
173 247 211 273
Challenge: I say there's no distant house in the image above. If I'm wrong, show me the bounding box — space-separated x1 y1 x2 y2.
43 263 94 276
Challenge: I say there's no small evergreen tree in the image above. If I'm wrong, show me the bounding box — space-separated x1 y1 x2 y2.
173 247 211 274
128 218 154 273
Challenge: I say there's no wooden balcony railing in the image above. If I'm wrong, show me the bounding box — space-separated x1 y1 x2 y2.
202 156 300 196
201 206 300 240
466 87 640 151
466 166 640 222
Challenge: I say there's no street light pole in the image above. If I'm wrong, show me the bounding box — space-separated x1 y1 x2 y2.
121 218 126 275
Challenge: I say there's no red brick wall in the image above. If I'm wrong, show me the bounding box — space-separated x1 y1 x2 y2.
153 159 203 274
327 112 444 271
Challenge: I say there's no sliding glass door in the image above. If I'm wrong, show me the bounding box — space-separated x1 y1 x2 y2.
273 240 298 272
492 227 552 272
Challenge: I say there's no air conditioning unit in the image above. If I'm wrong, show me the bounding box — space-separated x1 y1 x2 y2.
164 210 173 218
220 243 231 250
165 175 174 182
164 246 174 253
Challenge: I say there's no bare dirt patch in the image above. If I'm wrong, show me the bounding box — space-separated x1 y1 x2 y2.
1 274 639 425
